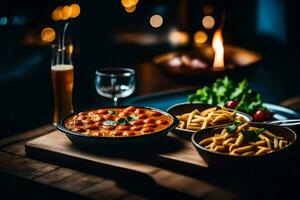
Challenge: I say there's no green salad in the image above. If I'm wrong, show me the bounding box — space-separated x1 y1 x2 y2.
188 76 271 121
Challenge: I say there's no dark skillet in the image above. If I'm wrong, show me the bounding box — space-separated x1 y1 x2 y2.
57 106 179 148
191 122 297 168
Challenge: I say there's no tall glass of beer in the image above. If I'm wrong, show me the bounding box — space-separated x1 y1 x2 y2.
51 44 74 125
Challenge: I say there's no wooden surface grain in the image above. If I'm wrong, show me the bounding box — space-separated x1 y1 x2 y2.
1 97 300 199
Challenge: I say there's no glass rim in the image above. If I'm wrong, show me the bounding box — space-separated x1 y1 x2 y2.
95 67 135 77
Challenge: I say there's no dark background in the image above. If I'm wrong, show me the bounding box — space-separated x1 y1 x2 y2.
0 0 299 138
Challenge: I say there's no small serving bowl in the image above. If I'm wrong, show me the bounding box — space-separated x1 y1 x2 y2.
167 102 252 139
57 106 179 148
191 122 297 168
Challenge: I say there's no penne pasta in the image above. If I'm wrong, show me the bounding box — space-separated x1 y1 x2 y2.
255 147 271 155
200 123 291 156
232 145 254 154
274 138 279 149
176 107 248 132
242 151 255 156
235 133 244 146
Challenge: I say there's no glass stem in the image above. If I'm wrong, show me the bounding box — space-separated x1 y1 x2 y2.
113 97 118 106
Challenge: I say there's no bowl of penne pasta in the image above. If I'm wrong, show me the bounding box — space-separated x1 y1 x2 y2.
167 103 252 139
191 122 297 167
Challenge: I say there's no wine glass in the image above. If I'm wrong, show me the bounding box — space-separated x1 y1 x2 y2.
95 68 136 106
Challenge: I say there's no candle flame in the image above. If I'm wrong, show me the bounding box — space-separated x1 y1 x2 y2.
212 28 225 70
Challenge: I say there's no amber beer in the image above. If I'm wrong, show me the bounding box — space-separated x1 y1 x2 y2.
51 64 74 125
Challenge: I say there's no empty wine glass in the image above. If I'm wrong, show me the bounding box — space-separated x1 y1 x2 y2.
95 68 136 106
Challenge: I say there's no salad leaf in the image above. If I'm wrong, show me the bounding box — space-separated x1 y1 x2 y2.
188 76 265 114
212 76 234 106
242 128 265 142
188 86 213 104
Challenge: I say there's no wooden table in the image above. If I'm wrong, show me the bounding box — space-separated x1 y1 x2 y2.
1 97 300 200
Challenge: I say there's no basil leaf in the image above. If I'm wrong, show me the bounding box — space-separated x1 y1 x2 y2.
226 121 242 134
127 114 138 121
103 120 117 126
117 118 129 125
108 110 115 115
242 128 265 142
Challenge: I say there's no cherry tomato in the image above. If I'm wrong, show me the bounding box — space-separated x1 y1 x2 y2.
144 118 155 123
225 100 239 109
125 106 136 112
156 119 168 125
144 123 157 128
131 126 142 131
111 130 123 136
141 127 154 133
138 114 147 119
116 125 130 130
103 114 113 120
86 125 99 130
134 109 144 114
149 111 161 116
132 120 144 125
253 110 270 122
74 120 83 126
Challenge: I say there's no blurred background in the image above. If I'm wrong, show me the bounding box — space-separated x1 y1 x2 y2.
0 0 299 138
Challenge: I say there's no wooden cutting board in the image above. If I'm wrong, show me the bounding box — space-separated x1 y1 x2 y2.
25 130 208 175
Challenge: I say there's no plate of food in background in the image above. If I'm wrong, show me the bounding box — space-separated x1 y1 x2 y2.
188 76 280 122
167 103 252 139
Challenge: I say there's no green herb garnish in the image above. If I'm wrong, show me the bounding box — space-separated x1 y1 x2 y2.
108 110 116 115
127 114 139 121
226 121 242 134
117 115 138 125
103 120 117 126
242 128 265 142
117 118 129 125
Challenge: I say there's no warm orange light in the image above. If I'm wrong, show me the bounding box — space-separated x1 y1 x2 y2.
212 29 225 70
121 0 139 8
194 31 207 44
67 44 73 55
70 4 80 18
125 5 136 13
62 6 73 20
41 27 56 43
150 15 163 28
202 16 215 29
52 7 63 21
169 30 189 46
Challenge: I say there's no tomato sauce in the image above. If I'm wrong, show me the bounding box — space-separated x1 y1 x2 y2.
64 106 173 137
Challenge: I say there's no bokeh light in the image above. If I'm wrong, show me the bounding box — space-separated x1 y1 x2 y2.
194 31 208 44
70 4 81 18
52 7 62 21
0 17 8 26
150 15 163 28
52 4 80 21
169 30 189 46
41 27 56 43
125 5 136 13
202 16 215 29
121 0 139 8
61 6 73 20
